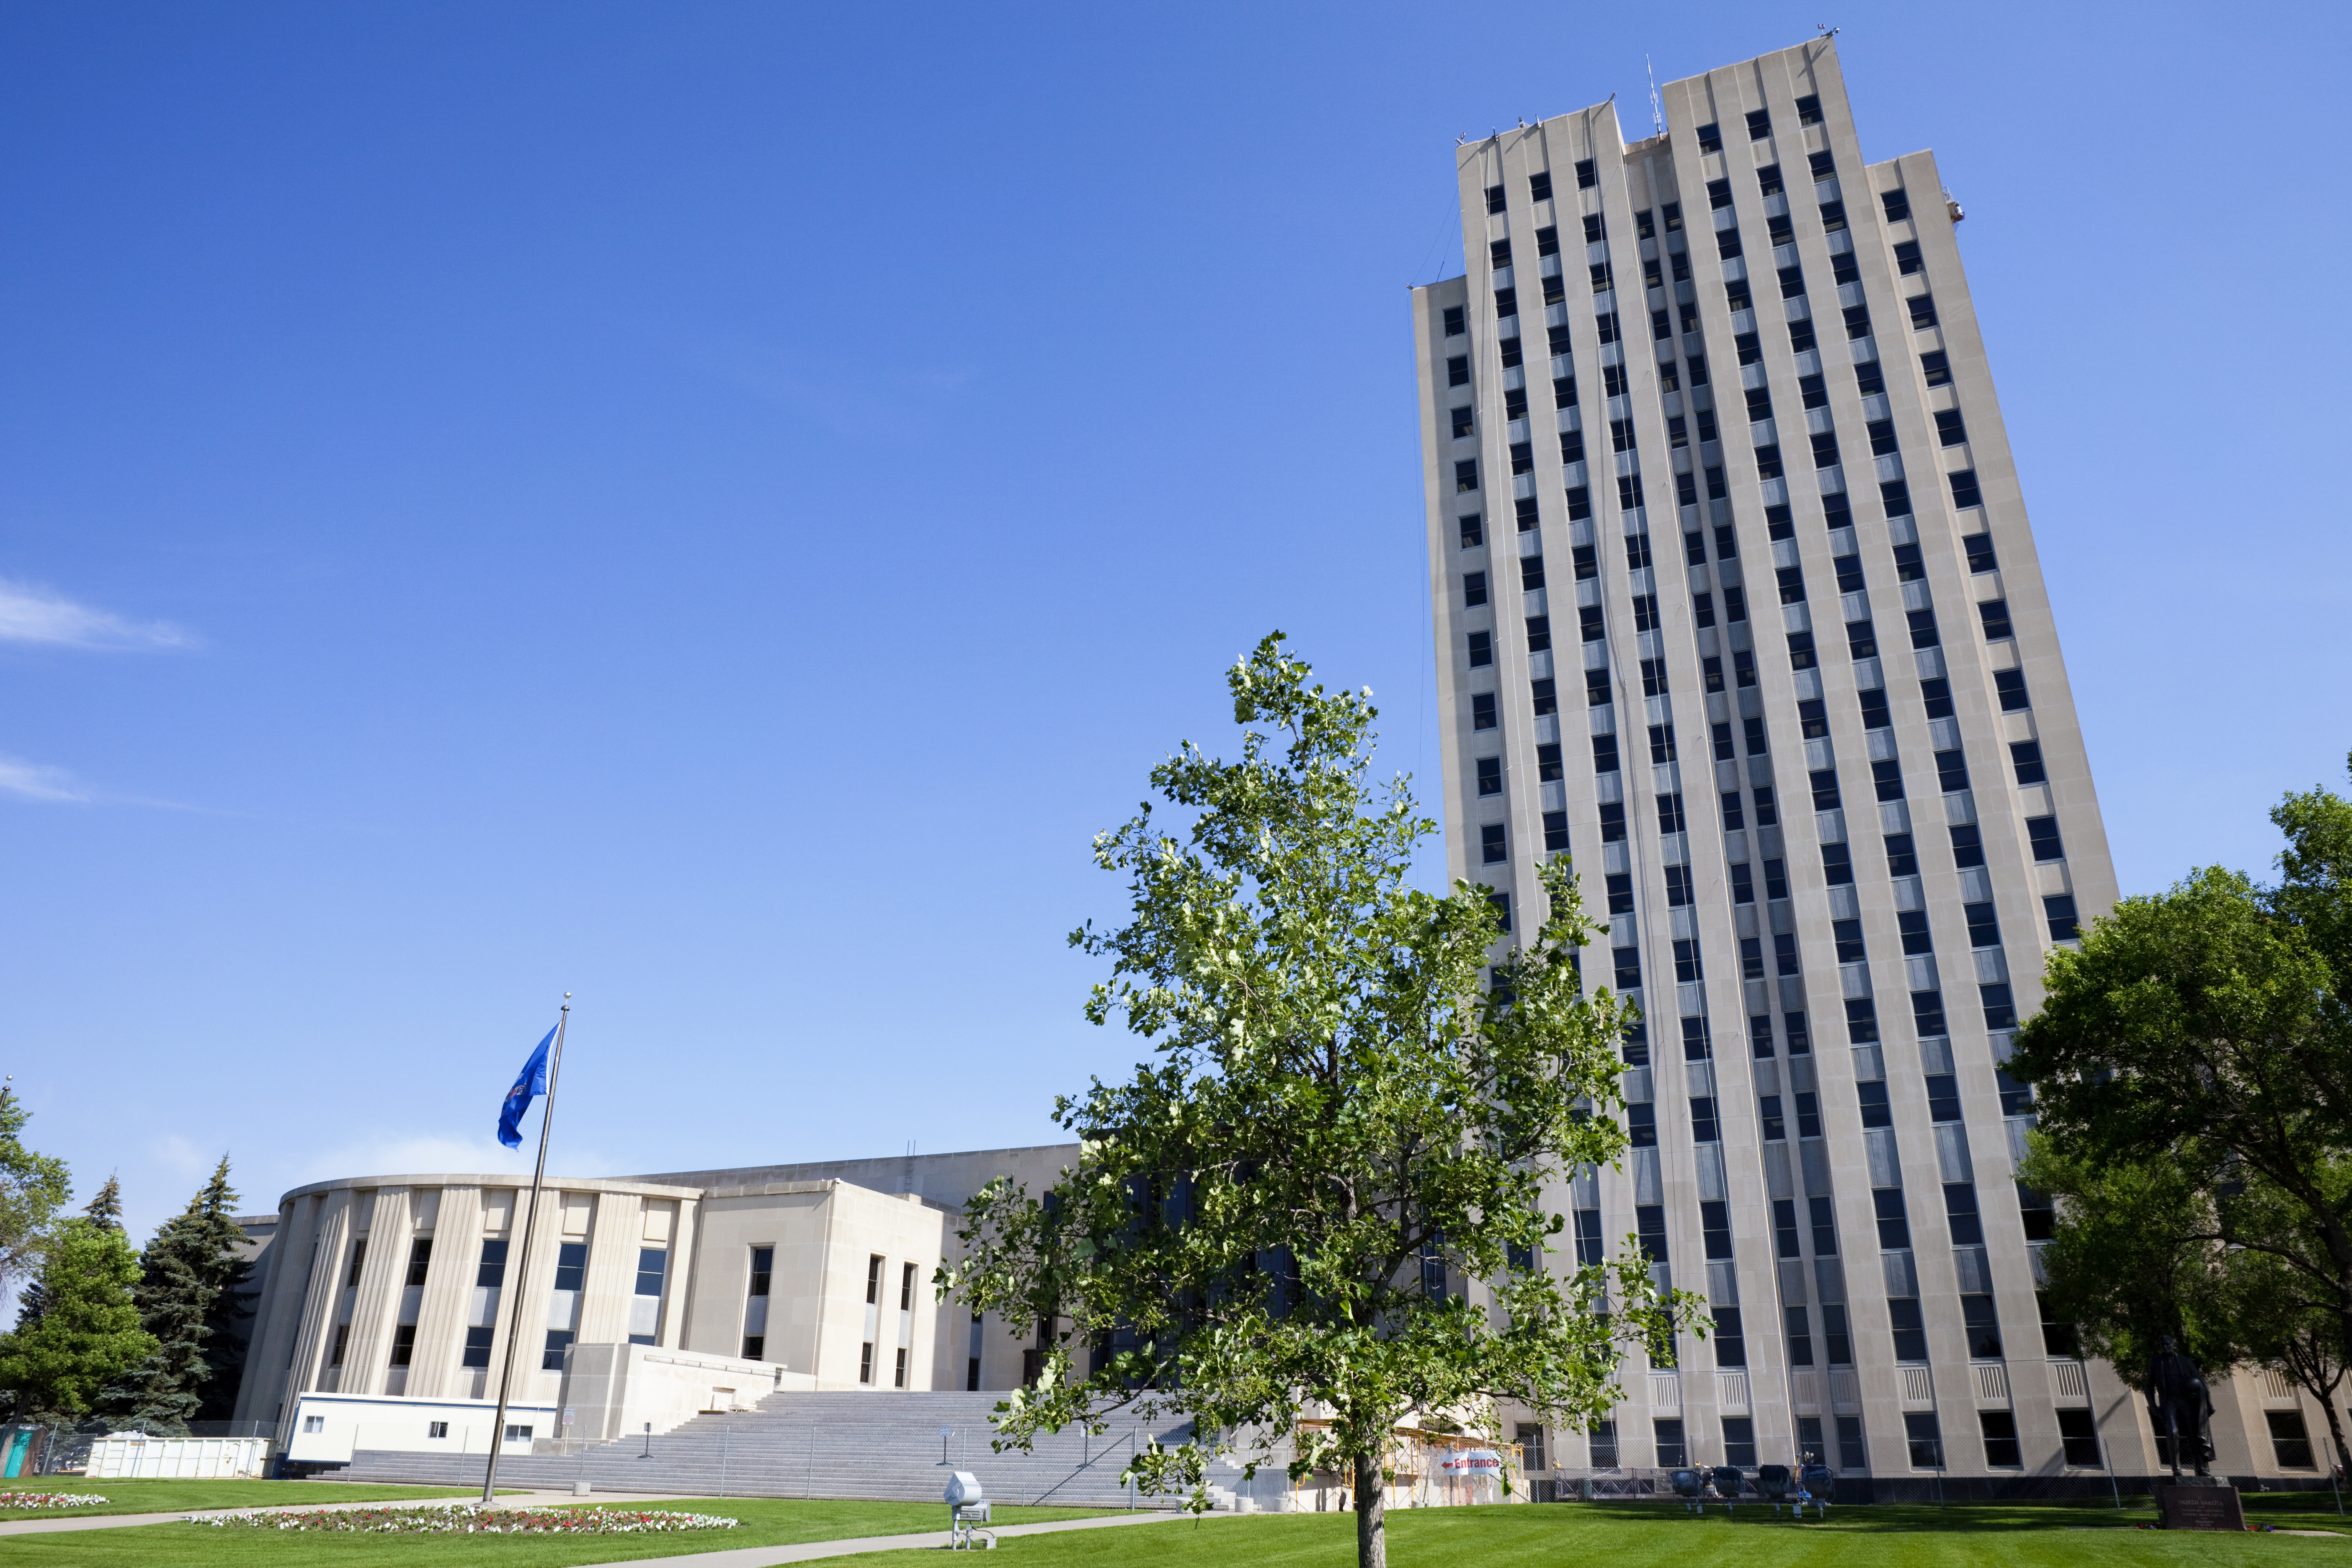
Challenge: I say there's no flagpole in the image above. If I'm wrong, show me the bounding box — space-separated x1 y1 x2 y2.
482 995 569 1506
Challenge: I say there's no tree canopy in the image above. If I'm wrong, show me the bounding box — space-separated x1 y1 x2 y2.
946 636 1693 1568
2012 758 2352 1467
0 1087 72 1306
0 1214 154 1421
103 1158 252 1433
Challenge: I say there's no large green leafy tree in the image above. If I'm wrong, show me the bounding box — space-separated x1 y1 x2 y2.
0 1088 72 1310
2011 761 2352 1459
948 637 1695 1568
103 1158 252 1433
0 1214 155 1421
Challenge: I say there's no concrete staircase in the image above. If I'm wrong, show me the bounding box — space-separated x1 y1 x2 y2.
339 1390 1196 1507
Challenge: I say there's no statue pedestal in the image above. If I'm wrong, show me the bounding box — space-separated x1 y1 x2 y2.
2156 1478 2243 1531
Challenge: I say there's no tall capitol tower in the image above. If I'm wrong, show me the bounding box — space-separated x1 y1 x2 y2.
1408 39 2290 1493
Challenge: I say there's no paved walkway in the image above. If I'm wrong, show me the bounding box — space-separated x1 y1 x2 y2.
570 1509 1238 1568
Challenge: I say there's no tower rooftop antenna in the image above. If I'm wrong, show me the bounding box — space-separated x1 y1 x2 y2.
1647 56 1663 136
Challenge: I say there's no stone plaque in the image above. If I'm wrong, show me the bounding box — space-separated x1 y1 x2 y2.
2158 1483 2244 1531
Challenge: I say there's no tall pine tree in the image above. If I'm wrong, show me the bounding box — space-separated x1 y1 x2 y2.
103 1160 251 1434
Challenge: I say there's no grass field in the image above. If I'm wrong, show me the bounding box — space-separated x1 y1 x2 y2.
0 1480 500 1522
2 1491 2349 1566
0 1496 1118 1564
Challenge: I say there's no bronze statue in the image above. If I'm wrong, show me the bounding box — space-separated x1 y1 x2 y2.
2145 1334 2214 1478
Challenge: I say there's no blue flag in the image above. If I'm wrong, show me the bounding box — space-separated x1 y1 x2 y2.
497 1025 558 1150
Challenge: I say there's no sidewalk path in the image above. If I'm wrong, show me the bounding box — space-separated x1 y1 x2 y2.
570 1509 1240 1568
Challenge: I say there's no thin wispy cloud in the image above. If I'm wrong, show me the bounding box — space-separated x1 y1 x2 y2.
0 577 196 650
0 755 88 803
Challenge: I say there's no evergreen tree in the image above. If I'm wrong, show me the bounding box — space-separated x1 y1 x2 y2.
0 1086 72 1304
0 1217 154 1421
103 1159 251 1433
80 1177 122 1232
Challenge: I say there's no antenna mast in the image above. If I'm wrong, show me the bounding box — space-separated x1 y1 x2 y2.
1647 56 1663 136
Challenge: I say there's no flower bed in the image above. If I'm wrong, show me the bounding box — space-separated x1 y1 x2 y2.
193 1504 740 1534
0 1493 106 1509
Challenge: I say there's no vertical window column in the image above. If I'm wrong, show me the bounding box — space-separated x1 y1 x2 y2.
895 1261 918 1387
543 1240 588 1371
462 1238 506 1375
742 1246 773 1361
629 1247 668 1347
860 1254 884 1385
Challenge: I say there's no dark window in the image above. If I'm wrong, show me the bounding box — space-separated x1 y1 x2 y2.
1764 1101 1790 1147
1779 264 1806 299
1794 1092 1825 1143
1520 553 1546 590
1949 822 1984 868
1911 987 1947 1036
1628 1102 1657 1148
1963 532 1998 573
1808 1195 1836 1255
1741 934 1764 975
2045 895 2080 941
1573 1209 1604 1266
1882 478 1912 517
1485 184 1507 215
1906 608 1940 650
1442 304 1465 336
1842 304 1872 340
1857 1081 1892 1129
1764 857 1789 899
1847 620 1879 660
1692 1099 1723 1146
1906 294 1938 329
1775 564 1806 605
1754 443 1783 480
1458 514 1483 549
1745 108 1772 139
1592 732 1619 772
1784 1303 1814 1368
2027 815 2064 861
1475 756 1501 796
553 1240 588 1292
1524 615 1551 654
1730 862 1754 904
389 1323 416 1367
2009 740 2045 786
1570 157 1597 190
1950 469 1984 509
543 1328 575 1371
1893 239 1923 276
1858 687 1891 732
1881 188 1911 223
2056 1408 2101 1467
1467 629 1492 669
1480 823 1506 864
1462 572 1487 610
1471 693 1496 731
1613 945 1643 991
2017 1182 2055 1239
1885 833 1918 876
1447 355 1469 387
1489 889 1513 932
1809 769 1842 811
1757 164 1785 198
1811 430 1841 469
1995 668 2031 712
1712 721 1735 760
1795 94 1822 126
1707 178 1734 211
1978 599 2013 642
1542 811 1569 853
1647 722 1676 763
1500 335 1522 367
1455 459 1479 493
1932 408 1968 449
1604 873 1634 915
462 1324 494 1369
1530 678 1556 716
1774 932 1800 975
1846 995 1879 1044
1874 1188 1912 1251
1921 348 1951 387
1528 169 1553 202
1946 1183 1986 1248
1834 918 1866 963
1672 937 1702 982
1898 910 1934 957
1656 792 1687 833
1981 982 2019 1031
1925 1074 1962 1122
1979 1410 2022 1468
1510 440 1534 475
1695 120 1722 152
1599 800 1625 841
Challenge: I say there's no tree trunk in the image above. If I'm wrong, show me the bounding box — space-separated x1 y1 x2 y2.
1353 1449 1386 1568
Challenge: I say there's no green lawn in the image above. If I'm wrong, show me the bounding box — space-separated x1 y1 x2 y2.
832 1496 2352 1566
7 1493 2352 1567
0 1480 500 1522
0 1498 1117 1565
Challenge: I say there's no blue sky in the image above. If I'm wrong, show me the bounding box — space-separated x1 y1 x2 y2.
3 1 2346 1243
